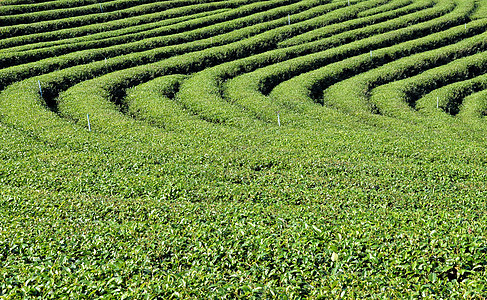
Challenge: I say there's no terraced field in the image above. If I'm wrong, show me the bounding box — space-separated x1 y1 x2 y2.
1 0 487 298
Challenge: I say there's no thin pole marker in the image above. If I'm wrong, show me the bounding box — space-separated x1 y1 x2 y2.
288 14 290 25
37 80 43 98
277 111 281 127
436 96 439 109
87 114 91 131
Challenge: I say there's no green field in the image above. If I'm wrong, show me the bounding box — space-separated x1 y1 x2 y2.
1 0 487 298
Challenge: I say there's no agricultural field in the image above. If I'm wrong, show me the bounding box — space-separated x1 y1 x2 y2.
1 0 487 298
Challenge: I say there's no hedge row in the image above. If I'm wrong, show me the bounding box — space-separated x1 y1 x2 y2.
459 89 487 121
0 0 258 39
123 75 210 131
471 0 487 19
0 0 360 91
175 0 433 123
279 0 450 47
1 8 227 53
264 0 477 111
11 0 377 129
357 0 413 17
0 0 116 16
0 0 167 26
0 0 306 67
0 0 265 49
320 21 486 118
370 50 487 120
416 73 487 116
175 0 477 124
222 0 477 120
0 0 352 140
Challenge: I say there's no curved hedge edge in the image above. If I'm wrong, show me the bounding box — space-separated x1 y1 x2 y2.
279 0 442 47
416 74 487 116
123 75 212 131
471 0 487 19
357 0 413 17
0 0 167 27
0 0 116 16
459 89 487 121
370 51 487 122
225 6 483 124
0 0 263 40
0 8 227 54
0 0 329 84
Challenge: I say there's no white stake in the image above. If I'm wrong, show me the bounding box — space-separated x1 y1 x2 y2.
87 114 91 131
437 96 439 109
348 0 350 5
370 50 372 58
288 14 290 25
99 3 103 13
277 111 281 127
465 23 467 30
37 80 42 97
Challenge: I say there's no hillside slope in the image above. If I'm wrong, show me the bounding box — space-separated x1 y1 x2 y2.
1 0 487 298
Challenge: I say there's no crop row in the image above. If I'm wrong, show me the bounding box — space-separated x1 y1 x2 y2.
201 0 477 124
0 0 169 27
419 74 487 117
0 0 313 68
259 0 477 118
459 89 487 121
173 0 448 123
0 0 325 90
0 0 255 39
0 0 117 16
2 8 227 53
261 0 467 95
0 0 263 50
356 0 412 17
279 0 453 47
123 75 208 131
0 0 386 95
370 50 487 120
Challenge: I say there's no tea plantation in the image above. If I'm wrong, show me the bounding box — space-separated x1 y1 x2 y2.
1 0 487 298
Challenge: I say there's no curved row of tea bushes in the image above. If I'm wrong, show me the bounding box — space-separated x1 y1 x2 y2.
0 16 314 140
0 0 168 26
1 9 227 54
321 20 487 117
0 0 260 39
459 89 487 121
0 0 335 90
370 51 487 120
0 0 385 95
0 0 117 16
123 75 211 131
54 0 391 128
471 0 487 19
416 73 487 116
227 2 481 124
1 0 294 52
266 0 478 115
175 0 448 124
0 0 322 68
279 0 454 47
357 0 412 17
0 0 267 49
